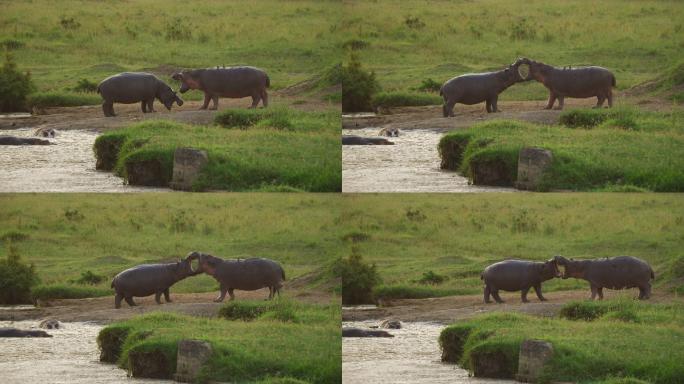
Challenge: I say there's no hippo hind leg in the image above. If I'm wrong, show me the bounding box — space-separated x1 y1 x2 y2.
553 96 565 110
483 285 492 304
147 99 155 113
249 93 261 109
261 89 268 108
491 289 505 304
200 93 211 110
102 101 115 117
164 288 172 303
228 288 235 301
607 89 613 108
114 293 123 309
141 101 148 113
444 99 456 117
594 95 606 109
154 291 162 304
124 296 137 307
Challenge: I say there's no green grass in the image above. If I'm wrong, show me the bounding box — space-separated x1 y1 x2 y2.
341 0 684 100
0 194 344 297
439 300 684 383
26 91 100 109
0 0 342 93
31 284 110 302
438 112 684 191
94 112 340 192
373 284 469 301
338 193 684 299
371 91 442 109
98 305 340 383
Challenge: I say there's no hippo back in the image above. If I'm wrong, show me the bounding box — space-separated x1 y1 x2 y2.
482 259 547 291
215 257 284 291
584 256 652 289
441 71 510 104
98 72 160 103
197 67 269 97
112 263 178 296
546 66 614 97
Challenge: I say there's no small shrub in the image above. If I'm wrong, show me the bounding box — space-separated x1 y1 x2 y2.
404 16 425 29
214 109 263 128
439 324 474 362
72 78 98 93
560 109 608 128
342 39 370 50
405 208 426 222
164 17 192 41
416 270 447 285
416 78 442 93
560 301 609 321
0 51 35 112
1 38 25 50
332 249 381 305
342 231 370 243
59 16 81 30
220 301 272 321
64 208 84 221
71 270 105 285
510 17 536 40
340 53 380 112
97 325 132 363
0 230 29 243
0 245 40 304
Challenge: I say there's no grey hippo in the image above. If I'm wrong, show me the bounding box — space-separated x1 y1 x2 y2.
481 258 560 303
554 255 654 300
519 58 616 110
97 72 183 117
0 136 51 145
440 59 529 117
191 251 285 301
110 253 199 308
342 135 394 145
0 328 52 337
172 66 270 110
342 327 394 338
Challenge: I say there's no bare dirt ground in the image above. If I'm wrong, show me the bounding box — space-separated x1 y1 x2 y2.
0 285 337 324
343 289 683 324
0 90 337 133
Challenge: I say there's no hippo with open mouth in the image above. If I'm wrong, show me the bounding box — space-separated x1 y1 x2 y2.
554 255 654 300
518 58 616 110
171 66 270 110
439 59 530 117
97 72 183 117
481 258 560 303
110 253 200 308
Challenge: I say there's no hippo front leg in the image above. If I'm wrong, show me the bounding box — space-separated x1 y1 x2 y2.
102 101 115 117
228 288 235 301
485 99 493 113
487 96 501 113
141 101 148 113
200 93 211 110
483 285 492 303
533 284 547 302
163 288 172 303
214 285 228 302
544 93 557 110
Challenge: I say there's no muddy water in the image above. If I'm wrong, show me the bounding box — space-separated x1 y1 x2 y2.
342 127 515 193
0 320 171 384
0 128 166 192
343 321 514 384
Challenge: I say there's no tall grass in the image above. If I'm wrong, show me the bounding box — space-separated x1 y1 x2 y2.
27 91 100 109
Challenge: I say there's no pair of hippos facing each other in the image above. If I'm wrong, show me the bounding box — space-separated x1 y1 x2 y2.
481 255 654 304
440 57 615 117
110 251 285 309
97 66 270 117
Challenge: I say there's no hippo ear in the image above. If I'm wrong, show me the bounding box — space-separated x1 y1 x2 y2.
171 72 183 81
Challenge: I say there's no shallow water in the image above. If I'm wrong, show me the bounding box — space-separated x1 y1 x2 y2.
0 128 166 192
342 128 515 193
342 321 514 384
0 320 171 384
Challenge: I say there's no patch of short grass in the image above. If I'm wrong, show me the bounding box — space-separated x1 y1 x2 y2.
440 300 684 382
438 117 684 191
372 91 442 109
31 283 110 302
26 91 101 108
374 284 473 301
99 308 340 383
219 299 337 325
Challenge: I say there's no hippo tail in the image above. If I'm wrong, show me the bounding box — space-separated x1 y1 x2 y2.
265 74 270 89
281 267 286 281
611 74 616 87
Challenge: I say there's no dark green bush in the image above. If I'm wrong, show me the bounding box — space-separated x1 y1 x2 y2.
72 78 98 93
560 301 610 321
214 108 264 128
219 300 272 321
0 244 40 304
416 270 447 285
1 39 25 50
340 53 380 112
332 249 381 304
559 109 608 128
71 270 105 285
416 78 442 93
0 51 35 112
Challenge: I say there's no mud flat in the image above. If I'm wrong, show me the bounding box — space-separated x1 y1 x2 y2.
0 128 165 192
342 127 514 193
0 320 170 384
343 320 513 384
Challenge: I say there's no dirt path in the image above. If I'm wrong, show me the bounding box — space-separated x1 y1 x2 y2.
343 289 683 324
0 91 335 133
0 286 337 324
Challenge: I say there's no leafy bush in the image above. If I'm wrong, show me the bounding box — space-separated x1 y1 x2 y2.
332 249 381 304
219 300 272 321
0 51 35 112
0 230 29 243
71 270 105 285
164 17 192 41
1 38 25 50
72 78 98 93
559 109 608 128
416 78 442 93
416 270 447 285
560 301 610 321
0 244 40 304
340 53 380 112
342 39 370 50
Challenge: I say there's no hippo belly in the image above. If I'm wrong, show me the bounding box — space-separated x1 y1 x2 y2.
200 67 268 98
98 73 158 103
113 265 174 297
442 75 498 104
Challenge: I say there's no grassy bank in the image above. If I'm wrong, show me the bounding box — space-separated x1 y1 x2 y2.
439 109 684 191
0 194 344 297
341 0 684 100
94 108 340 191
0 0 342 93
338 193 684 299
439 299 684 383
98 300 340 383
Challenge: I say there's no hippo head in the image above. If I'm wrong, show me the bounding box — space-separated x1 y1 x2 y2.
553 255 584 279
499 59 530 85
518 58 549 82
176 252 202 278
172 71 201 94
539 258 562 281
190 252 221 276
158 86 184 110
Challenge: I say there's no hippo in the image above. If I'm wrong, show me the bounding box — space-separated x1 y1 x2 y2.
519 58 615 110
35 127 56 138
440 59 529 117
378 127 400 137
39 319 61 329
342 135 394 145
0 328 52 337
554 255 654 300
380 319 402 329
481 259 560 303
171 66 270 110
191 252 285 301
97 72 184 117
0 136 51 145
110 253 199 308
342 327 394 338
